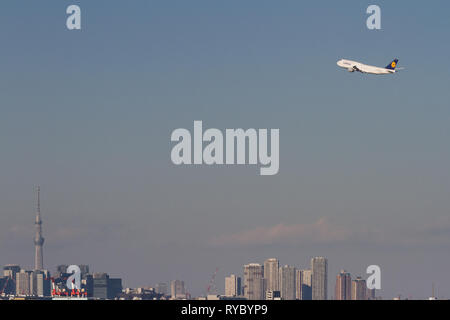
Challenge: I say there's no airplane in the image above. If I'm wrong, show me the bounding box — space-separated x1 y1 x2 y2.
337 58 402 75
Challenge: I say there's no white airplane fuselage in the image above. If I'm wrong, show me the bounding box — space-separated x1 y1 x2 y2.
337 59 395 75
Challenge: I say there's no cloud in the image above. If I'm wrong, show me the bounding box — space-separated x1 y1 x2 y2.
397 216 450 247
210 216 450 249
210 217 361 246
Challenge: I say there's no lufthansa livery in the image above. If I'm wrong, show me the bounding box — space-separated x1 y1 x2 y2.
337 58 401 75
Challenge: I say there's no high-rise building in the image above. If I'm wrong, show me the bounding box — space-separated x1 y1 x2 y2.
170 280 186 299
92 272 122 299
93 273 109 299
351 277 367 300
254 278 266 300
243 263 265 300
302 269 312 287
295 269 312 300
108 278 123 299
55 265 68 278
279 265 296 300
32 270 51 297
295 269 301 300
34 187 45 271
263 258 279 293
3 264 20 279
3 264 21 279
296 269 312 300
335 270 352 300
311 257 328 300
155 282 168 296
225 274 241 297
2 265 20 295
16 269 33 296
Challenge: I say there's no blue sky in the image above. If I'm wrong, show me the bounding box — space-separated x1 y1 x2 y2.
1 1 450 298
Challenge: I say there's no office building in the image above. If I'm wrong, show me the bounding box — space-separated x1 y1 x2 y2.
351 277 367 300
16 270 33 296
279 265 296 300
33 270 51 297
108 278 123 299
225 274 241 297
263 258 279 293
335 270 352 300
93 273 109 299
243 263 265 300
295 269 312 300
3 264 21 279
92 272 122 299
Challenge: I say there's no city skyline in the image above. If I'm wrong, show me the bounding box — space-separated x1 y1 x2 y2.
0 198 399 300
0 198 372 299
0 187 446 300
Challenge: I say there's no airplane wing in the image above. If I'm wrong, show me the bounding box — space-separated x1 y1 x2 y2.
353 65 363 73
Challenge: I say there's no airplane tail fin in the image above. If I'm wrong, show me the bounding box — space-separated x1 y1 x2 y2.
385 59 399 70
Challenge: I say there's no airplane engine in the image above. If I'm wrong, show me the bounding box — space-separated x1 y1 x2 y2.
347 68 354 72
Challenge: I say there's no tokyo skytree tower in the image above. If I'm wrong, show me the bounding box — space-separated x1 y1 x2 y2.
34 186 44 270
